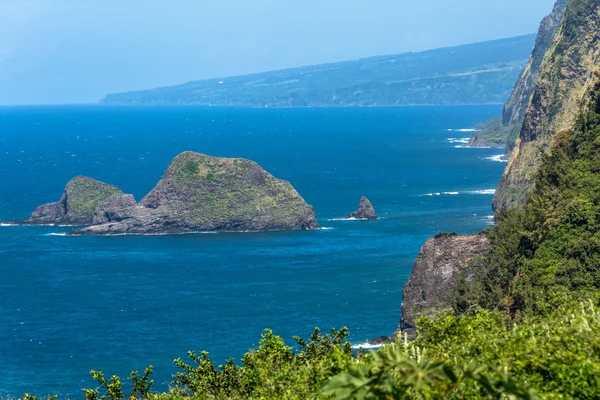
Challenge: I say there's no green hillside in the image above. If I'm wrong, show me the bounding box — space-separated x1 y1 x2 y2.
101 35 536 107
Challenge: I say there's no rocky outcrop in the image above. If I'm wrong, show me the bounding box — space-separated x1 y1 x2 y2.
494 0 600 211
468 0 568 150
398 232 490 338
4 176 123 226
70 152 319 235
467 136 504 149
92 194 138 225
346 197 377 220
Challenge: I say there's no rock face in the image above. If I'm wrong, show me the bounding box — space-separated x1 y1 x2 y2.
72 152 319 235
502 0 568 125
494 0 600 211
347 197 377 220
398 232 490 338
92 194 138 225
5 176 123 225
467 0 568 150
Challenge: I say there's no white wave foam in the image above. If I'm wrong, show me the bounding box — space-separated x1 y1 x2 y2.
485 154 508 162
44 232 67 236
320 227 335 230
445 137 470 144
465 189 496 195
422 189 494 196
328 217 364 221
0 223 17 227
484 215 496 225
454 145 492 149
351 342 384 350
447 128 480 132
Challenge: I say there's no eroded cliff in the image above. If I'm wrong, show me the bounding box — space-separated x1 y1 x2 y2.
494 0 600 211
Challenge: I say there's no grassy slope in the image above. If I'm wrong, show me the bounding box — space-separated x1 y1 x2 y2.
65 176 123 221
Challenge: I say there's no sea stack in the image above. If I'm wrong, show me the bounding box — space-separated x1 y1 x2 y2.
346 197 377 220
71 152 320 235
4 176 123 226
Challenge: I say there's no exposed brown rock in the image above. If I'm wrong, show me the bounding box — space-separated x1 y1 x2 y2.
398 232 490 338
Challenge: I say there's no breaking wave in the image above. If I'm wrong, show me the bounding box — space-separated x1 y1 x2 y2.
421 189 495 196
445 137 470 144
485 154 507 162
446 128 480 132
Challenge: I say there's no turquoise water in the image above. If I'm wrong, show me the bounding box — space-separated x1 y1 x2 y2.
0 106 505 396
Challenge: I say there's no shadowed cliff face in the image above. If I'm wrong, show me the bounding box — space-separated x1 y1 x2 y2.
494 0 600 212
398 233 490 338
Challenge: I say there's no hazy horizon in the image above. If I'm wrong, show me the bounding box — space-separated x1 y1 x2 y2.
0 0 556 105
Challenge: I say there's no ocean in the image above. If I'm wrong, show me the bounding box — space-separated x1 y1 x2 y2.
0 105 505 397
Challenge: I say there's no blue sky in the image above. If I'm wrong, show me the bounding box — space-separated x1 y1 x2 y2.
0 0 556 105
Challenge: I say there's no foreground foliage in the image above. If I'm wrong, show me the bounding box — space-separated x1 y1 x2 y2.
19 299 600 399
457 80 600 319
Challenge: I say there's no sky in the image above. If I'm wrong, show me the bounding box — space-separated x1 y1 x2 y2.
0 0 557 105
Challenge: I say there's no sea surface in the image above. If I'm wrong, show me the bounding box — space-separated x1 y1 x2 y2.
0 105 506 397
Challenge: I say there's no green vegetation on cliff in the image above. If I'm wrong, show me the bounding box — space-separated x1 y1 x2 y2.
457 80 600 318
65 176 123 221
101 35 535 107
469 118 521 149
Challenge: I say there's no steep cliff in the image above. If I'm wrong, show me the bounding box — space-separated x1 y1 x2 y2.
72 152 319 235
494 0 600 211
468 0 568 149
502 0 569 125
398 233 490 337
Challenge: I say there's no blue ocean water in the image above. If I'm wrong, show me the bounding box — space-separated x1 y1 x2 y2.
0 105 505 397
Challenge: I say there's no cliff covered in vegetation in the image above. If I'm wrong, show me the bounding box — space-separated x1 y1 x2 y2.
494 0 600 211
